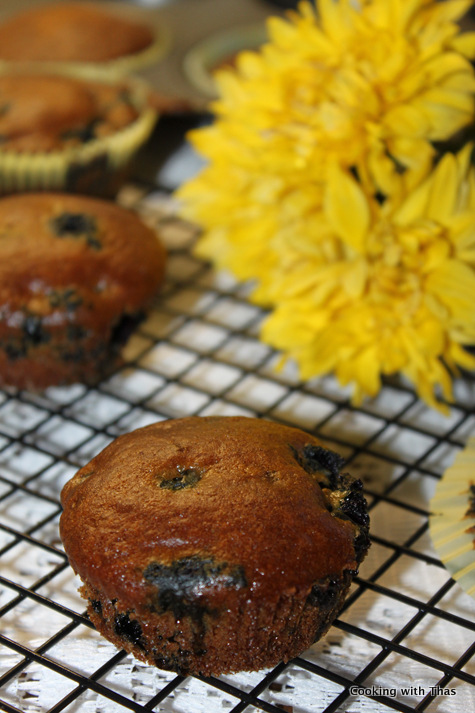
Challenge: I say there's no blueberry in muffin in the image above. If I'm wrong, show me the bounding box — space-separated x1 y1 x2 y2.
0 192 166 390
0 72 159 196
0 73 140 153
60 416 370 676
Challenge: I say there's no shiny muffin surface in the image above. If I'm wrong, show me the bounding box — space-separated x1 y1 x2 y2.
60 416 370 676
0 192 166 389
0 3 154 63
0 74 139 152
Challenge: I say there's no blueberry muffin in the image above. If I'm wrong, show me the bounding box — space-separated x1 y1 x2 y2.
0 73 141 152
0 192 166 390
0 72 157 196
0 2 159 66
60 416 370 676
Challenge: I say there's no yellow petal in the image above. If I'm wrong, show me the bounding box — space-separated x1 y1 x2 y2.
449 343 475 370
446 212 475 249
266 16 297 47
392 177 432 225
458 249 475 262
397 0 429 31
421 52 474 85
426 152 459 222
420 101 474 140
366 147 402 197
429 0 474 23
354 346 382 397
387 137 435 170
419 87 475 115
324 165 371 252
236 51 267 79
455 142 474 182
451 32 475 59
319 0 346 41
384 104 431 138
426 260 475 322
344 258 369 298
439 71 475 93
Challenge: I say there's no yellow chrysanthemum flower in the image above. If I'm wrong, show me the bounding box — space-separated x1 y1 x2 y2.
261 146 475 411
178 0 475 301
177 0 475 410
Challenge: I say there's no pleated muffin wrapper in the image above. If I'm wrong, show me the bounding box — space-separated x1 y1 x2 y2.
0 68 159 198
81 567 355 677
429 436 475 599
0 2 171 80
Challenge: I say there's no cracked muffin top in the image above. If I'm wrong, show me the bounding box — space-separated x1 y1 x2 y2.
0 73 140 152
60 416 370 612
0 3 155 63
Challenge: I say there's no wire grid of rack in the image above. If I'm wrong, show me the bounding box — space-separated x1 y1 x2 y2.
0 179 474 713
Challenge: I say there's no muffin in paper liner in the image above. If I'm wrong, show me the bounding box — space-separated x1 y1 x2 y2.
0 2 171 80
0 70 159 198
59 416 371 676
429 437 475 598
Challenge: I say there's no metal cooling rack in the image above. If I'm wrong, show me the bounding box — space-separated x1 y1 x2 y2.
1 161 475 713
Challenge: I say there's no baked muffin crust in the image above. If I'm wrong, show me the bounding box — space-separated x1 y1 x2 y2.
0 3 154 63
60 416 370 675
0 192 166 389
0 74 139 152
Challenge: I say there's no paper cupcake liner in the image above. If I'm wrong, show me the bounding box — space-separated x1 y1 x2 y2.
0 74 158 197
429 436 475 598
0 29 171 82
0 2 171 80
183 23 268 99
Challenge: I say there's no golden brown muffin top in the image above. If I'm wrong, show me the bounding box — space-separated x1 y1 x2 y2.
0 3 154 63
0 192 166 331
60 417 368 613
0 74 139 152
